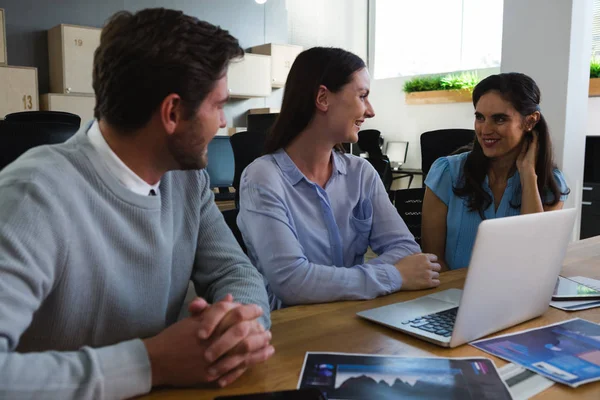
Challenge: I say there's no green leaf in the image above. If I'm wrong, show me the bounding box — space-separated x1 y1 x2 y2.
403 71 480 93
591 57 600 78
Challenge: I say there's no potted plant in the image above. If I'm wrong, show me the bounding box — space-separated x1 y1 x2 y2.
590 58 600 96
403 72 479 105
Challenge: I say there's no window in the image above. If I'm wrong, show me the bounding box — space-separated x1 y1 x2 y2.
372 0 503 79
593 0 600 57
287 0 368 62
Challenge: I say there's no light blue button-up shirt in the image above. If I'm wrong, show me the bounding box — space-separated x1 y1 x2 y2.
237 149 421 310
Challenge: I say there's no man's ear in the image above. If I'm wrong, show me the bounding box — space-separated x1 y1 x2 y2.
159 94 183 136
315 85 329 112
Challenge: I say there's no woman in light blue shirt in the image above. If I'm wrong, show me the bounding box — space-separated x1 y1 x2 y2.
422 73 570 271
237 47 441 310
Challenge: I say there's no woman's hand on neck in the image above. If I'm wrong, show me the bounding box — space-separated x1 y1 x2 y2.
285 126 335 188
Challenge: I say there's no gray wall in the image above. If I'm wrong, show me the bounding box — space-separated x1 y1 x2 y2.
0 0 288 126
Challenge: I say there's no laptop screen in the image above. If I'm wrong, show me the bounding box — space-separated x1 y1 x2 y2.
385 141 408 164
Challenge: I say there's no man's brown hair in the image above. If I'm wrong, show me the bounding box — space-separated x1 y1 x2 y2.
93 8 243 133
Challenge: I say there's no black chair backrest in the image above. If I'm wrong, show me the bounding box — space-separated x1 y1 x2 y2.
420 129 475 179
394 188 426 245
366 157 393 193
5 110 81 126
0 111 81 171
222 208 247 254
230 130 267 206
247 113 278 137
357 129 393 192
357 129 384 156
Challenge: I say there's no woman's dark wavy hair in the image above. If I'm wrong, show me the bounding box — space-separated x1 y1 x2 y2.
264 47 366 154
453 72 568 219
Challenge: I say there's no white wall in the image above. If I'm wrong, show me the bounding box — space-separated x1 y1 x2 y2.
588 97 600 135
501 0 592 240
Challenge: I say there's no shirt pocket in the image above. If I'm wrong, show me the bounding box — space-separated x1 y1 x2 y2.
349 198 373 256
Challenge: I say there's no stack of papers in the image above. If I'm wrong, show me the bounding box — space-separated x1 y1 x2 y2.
550 276 600 311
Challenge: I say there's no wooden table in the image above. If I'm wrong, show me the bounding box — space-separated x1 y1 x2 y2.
144 237 600 400
215 200 235 212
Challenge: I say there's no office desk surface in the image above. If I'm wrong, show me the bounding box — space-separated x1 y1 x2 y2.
144 236 600 400
392 167 423 174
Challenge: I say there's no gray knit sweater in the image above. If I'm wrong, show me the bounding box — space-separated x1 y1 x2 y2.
0 125 270 399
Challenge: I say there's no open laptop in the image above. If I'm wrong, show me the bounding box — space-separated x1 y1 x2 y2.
357 208 577 348
384 141 409 171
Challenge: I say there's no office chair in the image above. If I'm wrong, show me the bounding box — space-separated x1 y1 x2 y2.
394 188 426 245
206 136 236 201
0 111 81 171
247 113 278 137
5 110 81 126
230 130 267 207
357 129 385 152
358 129 393 193
222 208 247 253
420 128 475 179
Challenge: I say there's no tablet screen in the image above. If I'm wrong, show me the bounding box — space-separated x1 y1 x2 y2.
553 276 600 299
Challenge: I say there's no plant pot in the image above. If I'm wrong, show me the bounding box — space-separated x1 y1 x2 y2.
405 89 472 105
590 78 600 97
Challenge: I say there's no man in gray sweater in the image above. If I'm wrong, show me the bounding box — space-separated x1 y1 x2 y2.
0 8 273 399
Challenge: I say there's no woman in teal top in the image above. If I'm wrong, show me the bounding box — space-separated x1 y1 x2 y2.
422 73 570 270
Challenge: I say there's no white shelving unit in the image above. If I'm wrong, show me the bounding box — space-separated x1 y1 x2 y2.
40 93 95 123
48 24 101 95
250 43 303 88
0 65 39 118
228 54 272 98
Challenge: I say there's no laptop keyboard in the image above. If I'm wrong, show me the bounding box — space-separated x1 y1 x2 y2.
401 307 458 337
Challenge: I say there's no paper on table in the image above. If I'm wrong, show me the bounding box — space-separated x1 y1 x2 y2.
550 276 600 311
499 363 554 400
297 352 513 399
471 318 600 388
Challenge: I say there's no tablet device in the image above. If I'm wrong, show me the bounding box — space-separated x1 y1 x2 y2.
552 276 600 300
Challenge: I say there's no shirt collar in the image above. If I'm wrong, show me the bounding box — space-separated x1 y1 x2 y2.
87 120 160 196
272 148 347 186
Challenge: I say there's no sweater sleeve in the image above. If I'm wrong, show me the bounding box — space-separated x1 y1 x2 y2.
190 170 271 329
0 179 151 400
